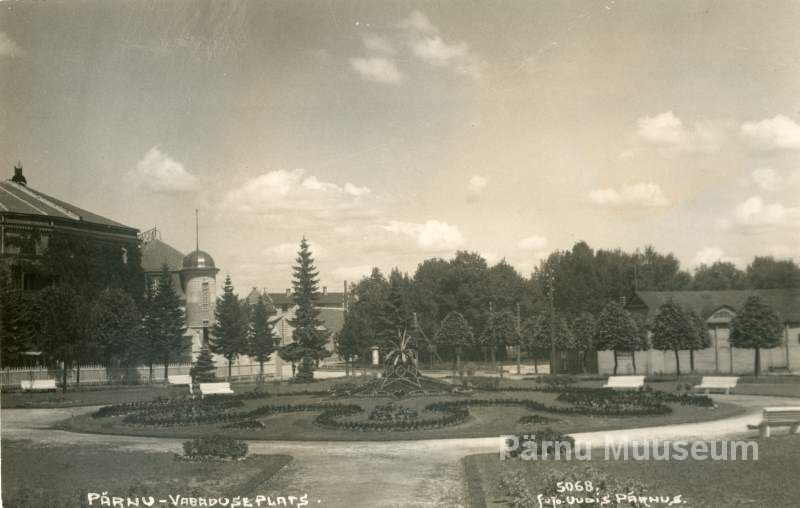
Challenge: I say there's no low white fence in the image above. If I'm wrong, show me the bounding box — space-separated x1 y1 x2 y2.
1 362 279 388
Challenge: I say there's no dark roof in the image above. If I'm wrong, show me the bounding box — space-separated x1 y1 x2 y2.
631 289 800 323
141 238 185 272
0 180 136 231
268 291 345 307
245 288 277 314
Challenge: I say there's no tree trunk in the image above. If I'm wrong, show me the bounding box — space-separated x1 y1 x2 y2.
228 359 233 380
516 346 521 375
62 362 68 394
456 348 462 376
490 347 496 372
148 363 153 383
164 358 169 381
754 347 761 377
76 363 81 386
613 350 618 375
533 352 538 374
674 349 681 377
259 360 264 378
689 349 695 373
631 351 638 374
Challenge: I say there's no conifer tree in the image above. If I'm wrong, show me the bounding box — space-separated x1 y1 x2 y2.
190 344 217 383
730 295 783 376
151 264 188 381
289 238 330 381
249 294 277 378
211 275 248 379
0 268 32 367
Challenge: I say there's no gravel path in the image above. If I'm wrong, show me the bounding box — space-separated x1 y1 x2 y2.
2 395 798 507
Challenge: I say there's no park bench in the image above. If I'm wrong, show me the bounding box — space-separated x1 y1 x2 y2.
20 379 58 391
168 374 193 394
199 382 234 398
602 376 645 390
694 376 739 395
748 407 800 438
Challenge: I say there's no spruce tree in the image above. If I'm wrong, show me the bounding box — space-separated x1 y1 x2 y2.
249 294 277 378
288 237 330 381
190 344 217 383
730 295 783 376
152 264 188 381
210 275 248 379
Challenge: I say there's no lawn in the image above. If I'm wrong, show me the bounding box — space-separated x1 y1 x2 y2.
463 434 800 507
62 380 745 441
1 440 292 508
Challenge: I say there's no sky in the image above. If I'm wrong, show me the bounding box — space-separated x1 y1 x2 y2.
2 0 800 293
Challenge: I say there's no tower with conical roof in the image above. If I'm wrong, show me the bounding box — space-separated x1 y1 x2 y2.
181 210 219 357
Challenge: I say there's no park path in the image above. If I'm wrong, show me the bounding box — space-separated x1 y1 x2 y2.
2 395 798 507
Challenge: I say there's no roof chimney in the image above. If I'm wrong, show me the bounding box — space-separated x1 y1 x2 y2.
322 286 327 295
285 288 291 297
11 161 26 186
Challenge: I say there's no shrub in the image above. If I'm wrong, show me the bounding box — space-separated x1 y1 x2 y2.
182 434 247 460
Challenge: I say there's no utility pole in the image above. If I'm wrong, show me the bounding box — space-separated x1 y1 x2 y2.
548 268 557 375
516 302 522 375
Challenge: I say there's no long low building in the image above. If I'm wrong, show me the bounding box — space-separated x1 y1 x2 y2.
600 289 800 375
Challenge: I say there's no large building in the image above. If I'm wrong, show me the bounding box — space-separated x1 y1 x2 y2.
600 289 800 375
0 163 141 293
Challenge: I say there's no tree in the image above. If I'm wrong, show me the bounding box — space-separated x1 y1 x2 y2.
685 309 710 372
746 257 800 289
335 307 372 376
377 268 414 343
729 296 783 376
526 311 574 374
30 286 86 393
594 301 643 374
650 300 692 376
151 264 188 381
435 311 474 374
140 285 161 382
277 342 304 378
692 261 747 290
190 344 217 383
89 288 142 383
288 238 330 381
0 268 32 367
248 294 277 379
480 309 517 376
211 275 248 379
571 312 596 373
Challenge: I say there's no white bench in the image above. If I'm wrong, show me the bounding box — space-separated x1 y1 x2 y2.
748 407 800 438
603 376 645 390
168 374 193 394
199 382 233 398
20 379 58 391
694 376 738 395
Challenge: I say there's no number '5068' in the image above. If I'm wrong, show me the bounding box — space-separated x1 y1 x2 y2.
556 481 594 493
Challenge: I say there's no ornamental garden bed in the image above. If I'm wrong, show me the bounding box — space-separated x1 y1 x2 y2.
62 381 745 442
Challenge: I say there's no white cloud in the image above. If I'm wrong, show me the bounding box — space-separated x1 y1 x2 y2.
467 175 488 195
398 11 438 35
124 146 199 194
720 196 800 233
635 111 724 154
349 57 405 85
383 219 465 252
741 115 800 151
518 235 548 252
589 182 669 208
689 247 744 268
361 33 396 55
219 169 377 227
0 32 24 58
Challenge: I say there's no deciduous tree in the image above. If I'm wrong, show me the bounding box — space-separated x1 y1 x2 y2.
730 296 783 376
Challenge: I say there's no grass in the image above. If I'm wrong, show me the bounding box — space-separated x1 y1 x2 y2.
62 383 745 442
1 440 291 508
463 434 800 507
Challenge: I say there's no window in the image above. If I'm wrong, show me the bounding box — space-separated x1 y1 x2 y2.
201 282 210 313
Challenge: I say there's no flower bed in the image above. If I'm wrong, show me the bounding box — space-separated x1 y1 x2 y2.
369 404 419 422
181 434 248 460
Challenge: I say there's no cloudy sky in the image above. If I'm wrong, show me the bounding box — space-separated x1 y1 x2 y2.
2 1 800 292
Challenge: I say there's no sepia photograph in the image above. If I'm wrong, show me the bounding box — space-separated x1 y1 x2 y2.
1 1 799 507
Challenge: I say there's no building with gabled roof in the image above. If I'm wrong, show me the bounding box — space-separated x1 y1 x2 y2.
600 289 800 375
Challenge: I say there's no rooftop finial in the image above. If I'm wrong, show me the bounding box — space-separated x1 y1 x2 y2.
11 161 26 185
